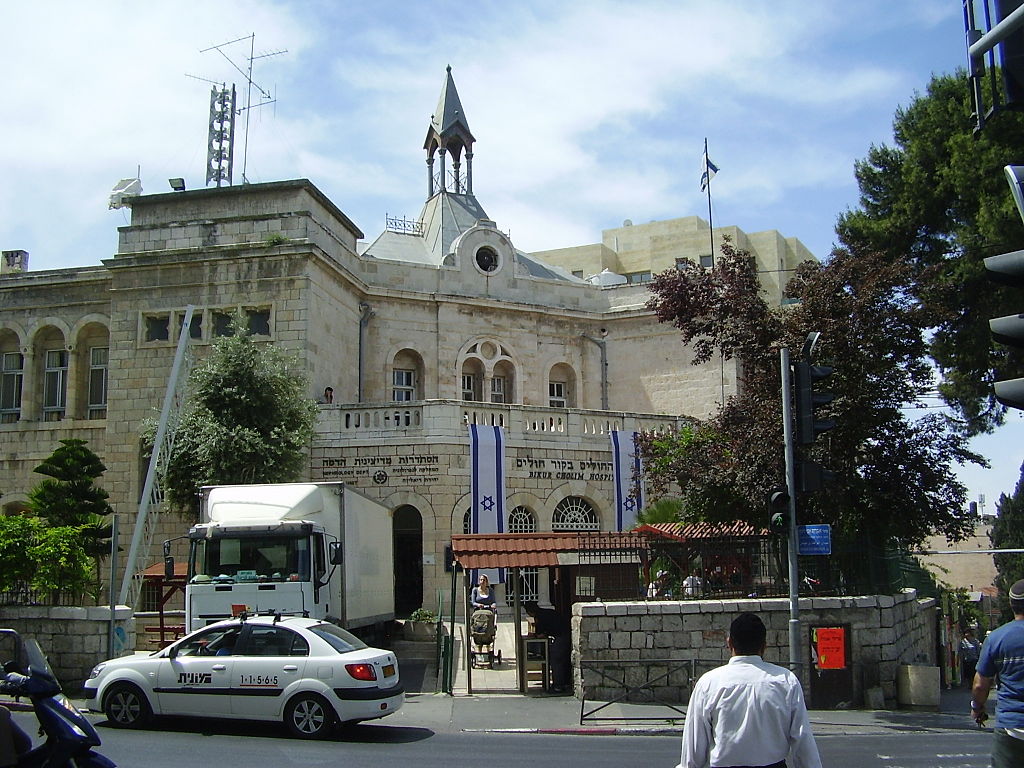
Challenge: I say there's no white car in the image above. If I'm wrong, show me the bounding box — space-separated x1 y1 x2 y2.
84 615 403 739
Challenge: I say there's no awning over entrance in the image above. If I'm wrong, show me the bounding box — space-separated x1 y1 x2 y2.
450 531 647 570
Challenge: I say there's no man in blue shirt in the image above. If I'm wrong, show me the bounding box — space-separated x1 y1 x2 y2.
972 578 1024 767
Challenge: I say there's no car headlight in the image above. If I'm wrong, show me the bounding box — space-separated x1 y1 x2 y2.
87 662 106 680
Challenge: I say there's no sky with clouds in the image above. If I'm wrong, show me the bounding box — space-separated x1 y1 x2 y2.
3 0 1021 515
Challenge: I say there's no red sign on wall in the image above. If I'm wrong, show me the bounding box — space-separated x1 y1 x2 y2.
814 626 846 670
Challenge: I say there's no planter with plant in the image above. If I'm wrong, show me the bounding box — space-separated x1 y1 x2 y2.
404 608 439 641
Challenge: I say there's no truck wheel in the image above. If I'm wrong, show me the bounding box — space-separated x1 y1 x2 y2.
285 693 336 739
103 683 152 728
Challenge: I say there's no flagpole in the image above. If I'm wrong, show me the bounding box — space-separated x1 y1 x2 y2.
703 137 725 407
705 138 714 264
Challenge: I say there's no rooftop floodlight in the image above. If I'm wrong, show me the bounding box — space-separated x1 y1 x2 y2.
168 178 186 192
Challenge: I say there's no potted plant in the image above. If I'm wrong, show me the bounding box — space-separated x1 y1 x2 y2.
404 608 439 641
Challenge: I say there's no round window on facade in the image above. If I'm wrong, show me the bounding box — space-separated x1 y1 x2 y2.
475 246 500 273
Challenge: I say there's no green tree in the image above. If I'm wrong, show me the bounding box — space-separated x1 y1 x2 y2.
160 316 319 516
0 515 41 592
28 438 113 527
837 71 1024 434
29 525 93 597
991 461 1024 623
641 238 981 550
633 496 685 528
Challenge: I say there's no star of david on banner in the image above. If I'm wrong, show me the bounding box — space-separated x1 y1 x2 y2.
611 430 644 530
468 424 506 584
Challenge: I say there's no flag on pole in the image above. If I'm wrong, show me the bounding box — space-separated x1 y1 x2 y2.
468 424 506 584
610 430 644 530
701 141 719 192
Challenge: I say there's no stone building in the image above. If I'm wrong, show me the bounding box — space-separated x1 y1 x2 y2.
0 69 812 616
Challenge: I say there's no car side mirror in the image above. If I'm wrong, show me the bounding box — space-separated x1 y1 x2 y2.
164 555 175 581
167 645 178 660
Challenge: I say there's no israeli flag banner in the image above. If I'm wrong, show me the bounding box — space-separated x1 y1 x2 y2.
469 424 506 584
611 430 644 530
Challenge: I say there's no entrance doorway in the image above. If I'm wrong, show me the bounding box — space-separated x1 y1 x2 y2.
393 505 423 618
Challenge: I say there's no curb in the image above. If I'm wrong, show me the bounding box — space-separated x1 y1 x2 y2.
0 698 33 713
465 726 681 736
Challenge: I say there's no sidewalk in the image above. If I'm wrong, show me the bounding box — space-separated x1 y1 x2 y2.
389 680 989 737
398 617 990 736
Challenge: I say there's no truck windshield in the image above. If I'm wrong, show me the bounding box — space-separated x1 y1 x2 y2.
192 533 312 582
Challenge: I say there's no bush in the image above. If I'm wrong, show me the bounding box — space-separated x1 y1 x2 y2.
409 608 438 623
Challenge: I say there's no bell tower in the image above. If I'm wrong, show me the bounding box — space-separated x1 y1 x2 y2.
424 66 476 199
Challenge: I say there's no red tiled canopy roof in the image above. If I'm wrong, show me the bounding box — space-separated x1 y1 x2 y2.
450 531 645 569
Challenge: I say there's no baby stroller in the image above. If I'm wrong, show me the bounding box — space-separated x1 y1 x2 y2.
469 608 502 668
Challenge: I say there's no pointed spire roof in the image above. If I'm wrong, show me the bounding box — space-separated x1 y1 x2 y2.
424 65 475 154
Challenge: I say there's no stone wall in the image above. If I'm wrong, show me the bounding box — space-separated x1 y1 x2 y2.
0 606 136 694
573 590 937 706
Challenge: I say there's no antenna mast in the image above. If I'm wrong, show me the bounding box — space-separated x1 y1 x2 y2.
199 33 286 185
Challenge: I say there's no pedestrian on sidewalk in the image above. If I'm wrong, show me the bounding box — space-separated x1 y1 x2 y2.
970 578 1024 768
676 612 822 768
959 627 980 687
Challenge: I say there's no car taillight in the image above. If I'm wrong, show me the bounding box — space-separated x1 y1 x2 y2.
345 663 377 681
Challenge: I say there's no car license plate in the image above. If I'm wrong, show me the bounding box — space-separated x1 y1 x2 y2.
382 664 395 677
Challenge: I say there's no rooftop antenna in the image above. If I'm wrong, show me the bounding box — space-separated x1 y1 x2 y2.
199 33 286 184
185 74 235 187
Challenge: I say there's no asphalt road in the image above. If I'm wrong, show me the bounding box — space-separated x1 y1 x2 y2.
11 709 998 767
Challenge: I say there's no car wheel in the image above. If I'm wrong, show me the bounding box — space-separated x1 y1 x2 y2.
103 683 152 728
284 693 336 739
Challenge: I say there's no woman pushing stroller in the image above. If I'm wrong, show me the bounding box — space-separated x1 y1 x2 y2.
471 574 497 611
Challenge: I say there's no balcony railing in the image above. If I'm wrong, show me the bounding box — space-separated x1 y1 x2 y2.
315 399 684 443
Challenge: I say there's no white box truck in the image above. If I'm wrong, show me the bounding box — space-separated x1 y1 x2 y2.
167 482 394 636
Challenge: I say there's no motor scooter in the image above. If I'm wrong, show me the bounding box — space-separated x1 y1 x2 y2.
0 629 115 767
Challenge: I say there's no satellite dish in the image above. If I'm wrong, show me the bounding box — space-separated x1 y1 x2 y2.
109 178 142 210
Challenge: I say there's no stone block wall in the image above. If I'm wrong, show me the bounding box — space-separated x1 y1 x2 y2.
573 590 937 706
0 606 136 694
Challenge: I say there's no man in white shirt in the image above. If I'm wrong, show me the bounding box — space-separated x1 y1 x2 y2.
682 571 704 598
677 613 822 768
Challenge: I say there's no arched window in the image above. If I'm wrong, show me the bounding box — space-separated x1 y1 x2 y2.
507 506 537 533
548 362 577 408
392 349 424 402
552 496 599 531
506 506 538 601
0 329 23 424
463 508 471 535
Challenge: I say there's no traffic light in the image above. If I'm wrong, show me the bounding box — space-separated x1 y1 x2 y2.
793 360 835 445
984 248 1024 410
768 486 790 535
797 460 836 494
996 0 1024 107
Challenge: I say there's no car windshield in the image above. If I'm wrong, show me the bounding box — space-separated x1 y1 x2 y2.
308 623 368 653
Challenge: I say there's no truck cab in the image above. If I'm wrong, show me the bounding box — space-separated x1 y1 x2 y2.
186 519 333 630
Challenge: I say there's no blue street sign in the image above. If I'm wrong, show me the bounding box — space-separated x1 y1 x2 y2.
798 524 831 555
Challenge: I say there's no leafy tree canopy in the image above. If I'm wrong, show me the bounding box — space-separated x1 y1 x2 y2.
837 71 1024 434
28 438 113 528
641 238 982 550
159 316 319 516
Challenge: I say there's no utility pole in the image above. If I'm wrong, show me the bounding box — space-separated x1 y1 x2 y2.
780 347 800 670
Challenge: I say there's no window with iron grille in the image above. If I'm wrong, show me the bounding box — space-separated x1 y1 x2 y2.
42 349 68 422
507 506 539 601
507 506 536 533
552 496 599 531
87 347 108 420
0 352 23 423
